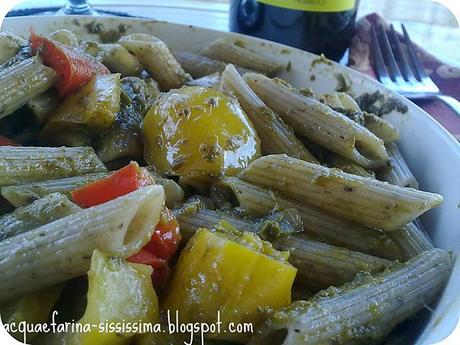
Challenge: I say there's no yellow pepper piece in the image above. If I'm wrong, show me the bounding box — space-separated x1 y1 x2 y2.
143 86 260 177
162 229 296 343
68 250 160 345
41 74 121 144
1 284 64 342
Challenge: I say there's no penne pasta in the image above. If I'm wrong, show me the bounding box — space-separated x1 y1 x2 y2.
0 186 165 302
49 29 79 46
187 72 222 89
250 249 451 345
388 222 434 260
277 235 390 291
218 177 401 259
237 154 443 231
119 34 191 90
244 73 389 168
1 172 108 207
0 57 56 119
174 51 253 78
0 146 107 187
27 90 59 124
378 143 419 189
0 32 27 65
99 43 142 76
202 38 281 75
221 64 317 162
330 155 376 178
0 193 81 241
320 92 399 144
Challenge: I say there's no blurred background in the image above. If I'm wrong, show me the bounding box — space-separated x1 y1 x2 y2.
8 0 460 66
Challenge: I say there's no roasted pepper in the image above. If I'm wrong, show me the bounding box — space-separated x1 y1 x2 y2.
162 228 296 342
40 74 121 145
143 86 260 177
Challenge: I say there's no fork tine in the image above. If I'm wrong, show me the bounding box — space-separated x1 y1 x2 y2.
376 24 404 82
370 24 391 82
388 24 416 82
401 24 428 80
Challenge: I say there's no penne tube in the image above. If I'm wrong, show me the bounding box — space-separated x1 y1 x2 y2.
276 235 391 291
362 112 399 144
119 34 191 90
0 193 81 241
99 43 142 76
320 92 399 144
221 64 317 162
330 155 375 178
218 177 401 259
49 29 79 46
176 207 390 292
0 57 56 119
250 249 451 345
0 185 165 302
237 155 443 231
244 73 389 168
174 51 252 78
388 222 434 260
378 143 419 189
1 172 108 207
0 32 27 65
27 90 59 124
0 146 107 187
202 38 281 75
187 72 222 90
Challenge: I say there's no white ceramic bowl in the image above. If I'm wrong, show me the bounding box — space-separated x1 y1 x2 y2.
2 15 459 344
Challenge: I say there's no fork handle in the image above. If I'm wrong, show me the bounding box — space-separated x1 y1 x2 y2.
437 95 460 118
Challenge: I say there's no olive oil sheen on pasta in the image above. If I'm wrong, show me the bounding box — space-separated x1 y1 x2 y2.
229 0 359 61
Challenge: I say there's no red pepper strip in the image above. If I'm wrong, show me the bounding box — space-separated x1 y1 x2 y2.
128 207 181 289
0 135 19 146
143 207 181 262
71 161 152 208
29 32 109 97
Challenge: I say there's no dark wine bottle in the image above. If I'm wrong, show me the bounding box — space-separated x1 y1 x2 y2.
229 0 359 62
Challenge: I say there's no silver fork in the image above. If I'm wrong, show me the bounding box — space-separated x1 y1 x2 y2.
370 23 460 116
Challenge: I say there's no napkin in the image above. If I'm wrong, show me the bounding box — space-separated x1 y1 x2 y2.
349 13 460 141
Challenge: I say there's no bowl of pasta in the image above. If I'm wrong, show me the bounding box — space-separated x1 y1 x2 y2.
0 15 459 345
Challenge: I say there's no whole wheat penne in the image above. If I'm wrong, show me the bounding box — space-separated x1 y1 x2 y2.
388 222 434 260
378 143 419 189
176 206 390 291
221 64 317 162
0 193 81 241
1 172 108 207
99 43 142 76
331 155 375 178
187 72 222 90
250 249 451 345
276 235 390 291
244 73 389 168
119 34 191 90
174 52 253 78
27 90 59 124
218 177 400 259
49 29 79 46
0 146 107 187
0 32 26 65
362 112 399 143
202 38 281 75
0 186 165 302
320 92 399 144
237 155 443 231
0 57 56 119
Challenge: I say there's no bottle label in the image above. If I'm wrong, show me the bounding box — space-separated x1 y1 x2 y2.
257 0 356 12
